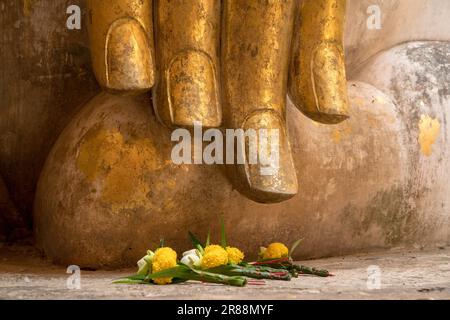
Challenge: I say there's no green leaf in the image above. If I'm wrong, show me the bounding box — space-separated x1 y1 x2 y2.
112 278 148 285
289 239 303 258
220 216 227 248
205 230 211 247
146 265 192 280
172 278 189 284
188 231 205 254
125 274 147 281
140 264 247 287
113 274 189 285
159 238 165 248
112 274 148 284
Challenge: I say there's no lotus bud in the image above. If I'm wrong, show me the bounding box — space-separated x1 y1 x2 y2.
137 250 154 276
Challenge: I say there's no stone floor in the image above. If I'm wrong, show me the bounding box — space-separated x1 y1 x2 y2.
0 244 449 300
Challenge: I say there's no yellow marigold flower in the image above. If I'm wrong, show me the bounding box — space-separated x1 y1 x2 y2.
151 247 177 285
226 247 245 264
262 243 289 260
201 245 228 269
204 245 224 254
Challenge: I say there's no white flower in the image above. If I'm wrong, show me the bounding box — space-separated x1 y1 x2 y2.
137 250 154 276
182 249 199 257
180 249 202 268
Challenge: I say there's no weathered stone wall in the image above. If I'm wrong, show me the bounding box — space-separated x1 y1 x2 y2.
1 0 449 233
34 42 450 267
1 1 450 266
345 0 450 71
0 0 98 234
0 176 14 240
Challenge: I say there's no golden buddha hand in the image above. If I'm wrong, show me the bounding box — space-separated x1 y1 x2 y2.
87 0 155 94
153 0 221 128
87 0 349 203
289 0 349 124
87 0 221 127
221 1 299 202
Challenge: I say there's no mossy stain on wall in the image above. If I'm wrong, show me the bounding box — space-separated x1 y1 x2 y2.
76 126 165 211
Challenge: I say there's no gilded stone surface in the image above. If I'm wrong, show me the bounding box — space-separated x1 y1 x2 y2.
34 45 450 266
86 0 349 203
87 0 155 93
1 1 450 268
289 0 349 124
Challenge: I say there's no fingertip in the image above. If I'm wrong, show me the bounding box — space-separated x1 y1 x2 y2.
105 18 154 94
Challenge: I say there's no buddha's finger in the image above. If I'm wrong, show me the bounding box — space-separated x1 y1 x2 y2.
153 0 221 128
289 0 349 124
222 0 299 203
87 0 155 94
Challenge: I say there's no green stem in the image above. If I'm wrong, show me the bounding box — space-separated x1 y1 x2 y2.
209 265 291 281
293 265 331 277
247 259 332 278
187 270 247 287
232 268 291 281
145 265 247 287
